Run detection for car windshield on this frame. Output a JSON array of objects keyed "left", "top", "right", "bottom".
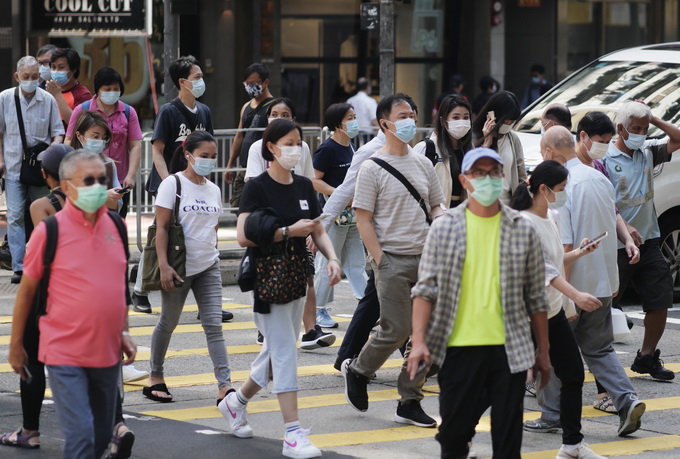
[{"left": 515, "top": 60, "right": 680, "bottom": 138}]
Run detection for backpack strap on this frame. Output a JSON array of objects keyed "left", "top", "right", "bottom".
[
  {"left": 35, "top": 216, "right": 59, "bottom": 320},
  {"left": 84, "top": 99, "right": 130, "bottom": 120},
  {"left": 47, "top": 192, "right": 62, "bottom": 212},
  {"left": 82, "top": 100, "right": 91, "bottom": 110},
  {"left": 423, "top": 138, "right": 439, "bottom": 167},
  {"left": 369, "top": 157, "right": 432, "bottom": 226},
  {"left": 107, "top": 210, "right": 131, "bottom": 306}
]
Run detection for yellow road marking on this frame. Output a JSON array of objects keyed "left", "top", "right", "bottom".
[{"left": 522, "top": 435, "right": 680, "bottom": 458}]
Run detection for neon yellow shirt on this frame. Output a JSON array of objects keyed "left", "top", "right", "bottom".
[{"left": 448, "top": 209, "right": 505, "bottom": 346}]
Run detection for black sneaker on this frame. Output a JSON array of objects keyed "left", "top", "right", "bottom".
[
  {"left": 618, "top": 396, "right": 645, "bottom": 437},
  {"left": 10, "top": 271, "right": 22, "bottom": 284},
  {"left": 394, "top": 400, "right": 436, "bottom": 427},
  {"left": 341, "top": 358, "right": 369, "bottom": 412},
  {"left": 300, "top": 325, "right": 336, "bottom": 350},
  {"left": 197, "top": 310, "right": 234, "bottom": 322},
  {"left": 334, "top": 355, "right": 345, "bottom": 372},
  {"left": 132, "top": 293, "right": 152, "bottom": 313},
  {"left": 631, "top": 349, "right": 675, "bottom": 381},
  {"left": 256, "top": 331, "right": 264, "bottom": 345}
]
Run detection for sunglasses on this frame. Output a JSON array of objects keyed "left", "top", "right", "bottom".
[{"left": 80, "top": 175, "right": 108, "bottom": 186}]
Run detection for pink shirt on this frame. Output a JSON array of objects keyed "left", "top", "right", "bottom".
[
  {"left": 66, "top": 95, "right": 143, "bottom": 182},
  {"left": 23, "top": 201, "right": 128, "bottom": 367}
]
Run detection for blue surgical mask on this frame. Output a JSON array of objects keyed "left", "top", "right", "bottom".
[
  {"left": 469, "top": 176, "right": 503, "bottom": 206},
  {"left": 190, "top": 155, "right": 217, "bottom": 176},
  {"left": 547, "top": 188, "right": 568, "bottom": 209},
  {"left": 622, "top": 127, "right": 646, "bottom": 151},
  {"left": 100, "top": 91, "right": 121, "bottom": 105},
  {"left": 83, "top": 138, "right": 106, "bottom": 155},
  {"left": 69, "top": 183, "right": 108, "bottom": 213},
  {"left": 187, "top": 78, "right": 206, "bottom": 98},
  {"left": 51, "top": 70, "right": 70, "bottom": 86},
  {"left": 39, "top": 65, "right": 51, "bottom": 81},
  {"left": 532, "top": 76, "right": 541, "bottom": 84},
  {"left": 19, "top": 79, "right": 39, "bottom": 94},
  {"left": 343, "top": 120, "right": 360, "bottom": 139},
  {"left": 386, "top": 118, "right": 417, "bottom": 143}
]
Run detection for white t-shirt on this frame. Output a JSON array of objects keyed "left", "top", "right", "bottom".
[
  {"left": 245, "top": 139, "right": 314, "bottom": 180},
  {"left": 347, "top": 91, "right": 378, "bottom": 133},
  {"left": 155, "top": 172, "right": 221, "bottom": 277},
  {"left": 521, "top": 210, "right": 576, "bottom": 319}
]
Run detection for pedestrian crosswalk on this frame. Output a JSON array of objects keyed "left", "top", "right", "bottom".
[{"left": 2, "top": 299, "right": 680, "bottom": 458}]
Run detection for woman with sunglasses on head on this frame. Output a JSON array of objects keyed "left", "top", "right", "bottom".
[
  {"left": 472, "top": 90, "right": 526, "bottom": 204},
  {"left": 511, "top": 160, "right": 605, "bottom": 459},
  {"left": 68, "top": 110, "right": 126, "bottom": 211},
  {"left": 414, "top": 94, "right": 473, "bottom": 208},
  {"left": 229, "top": 119, "right": 341, "bottom": 458},
  {"left": 143, "top": 131, "right": 234, "bottom": 407}
]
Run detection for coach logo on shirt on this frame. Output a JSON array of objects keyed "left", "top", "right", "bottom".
[{"left": 299, "top": 200, "right": 309, "bottom": 210}]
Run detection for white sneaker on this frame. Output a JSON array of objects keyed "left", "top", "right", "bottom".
[
  {"left": 282, "top": 428, "right": 321, "bottom": 458},
  {"left": 218, "top": 392, "right": 253, "bottom": 438},
  {"left": 556, "top": 442, "right": 607, "bottom": 459},
  {"left": 122, "top": 364, "right": 149, "bottom": 383}
]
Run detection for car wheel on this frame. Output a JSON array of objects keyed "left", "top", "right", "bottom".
[{"left": 659, "top": 209, "right": 680, "bottom": 304}]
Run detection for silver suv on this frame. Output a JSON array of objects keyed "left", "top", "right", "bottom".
[{"left": 513, "top": 42, "right": 680, "bottom": 301}]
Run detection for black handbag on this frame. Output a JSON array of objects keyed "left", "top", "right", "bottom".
[{"left": 14, "top": 88, "right": 50, "bottom": 187}]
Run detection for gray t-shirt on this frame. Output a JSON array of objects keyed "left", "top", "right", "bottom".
[{"left": 354, "top": 148, "right": 445, "bottom": 255}]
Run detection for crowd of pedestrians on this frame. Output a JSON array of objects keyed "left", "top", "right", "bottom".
[{"left": 2, "top": 48, "right": 677, "bottom": 459}]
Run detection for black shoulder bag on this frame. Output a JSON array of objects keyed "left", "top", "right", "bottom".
[
  {"left": 14, "top": 88, "right": 50, "bottom": 187},
  {"left": 369, "top": 157, "right": 432, "bottom": 226}
]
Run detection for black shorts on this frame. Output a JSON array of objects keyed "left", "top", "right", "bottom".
[{"left": 614, "top": 238, "right": 673, "bottom": 312}]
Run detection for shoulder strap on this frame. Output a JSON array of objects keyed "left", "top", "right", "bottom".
[
  {"left": 14, "top": 88, "right": 28, "bottom": 155},
  {"left": 107, "top": 210, "right": 131, "bottom": 307},
  {"left": 35, "top": 216, "right": 59, "bottom": 319},
  {"left": 173, "top": 174, "right": 182, "bottom": 225},
  {"left": 369, "top": 157, "right": 432, "bottom": 225},
  {"left": 47, "top": 192, "right": 62, "bottom": 211},
  {"left": 423, "top": 138, "right": 438, "bottom": 167},
  {"left": 124, "top": 103, "right": 130, "bottom": 120},
  {"left": 171, "top": 98, "right": 199, "bottom": 131}
]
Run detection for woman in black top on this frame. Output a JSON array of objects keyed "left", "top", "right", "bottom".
[{"left": 226, "top": 119, "right": 340, "bottom": 458}]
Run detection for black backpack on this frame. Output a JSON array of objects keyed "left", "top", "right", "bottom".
[{"left": 34, "top": 211, "right": 131, "bottom": 321}]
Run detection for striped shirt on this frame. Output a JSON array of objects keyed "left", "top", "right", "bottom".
[
  {"left": 411, "top": 201, "right": 548, "bottom": 373},
  {"left": 0, "top": 87, "right": 64, "bottom": 180}
]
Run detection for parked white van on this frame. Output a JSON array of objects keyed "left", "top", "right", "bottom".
[{"left": 513, "top": 42, "right": 680, "bottom": 301}]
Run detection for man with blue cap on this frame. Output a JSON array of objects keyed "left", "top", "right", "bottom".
[{"left": 408, "top": 147, "right": 551, "bottom": 458}]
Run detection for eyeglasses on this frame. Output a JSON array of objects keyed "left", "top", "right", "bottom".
[
  {"left": 465, "top": 169, "right": 503, "bottom": 179},
  {"left": 38, "top": 59, "right": 51, "bottom": 66},
  {"left": 66, "top": 176, "right": 108, "bottom": 186}
]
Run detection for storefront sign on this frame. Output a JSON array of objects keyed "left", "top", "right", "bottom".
[{"left": 31, "top": 0, "right": 152, "bottom": 36}]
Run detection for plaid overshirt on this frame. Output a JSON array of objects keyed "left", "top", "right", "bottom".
[{"left": 411, "top": 201, "right": 549, "bottom": 373}]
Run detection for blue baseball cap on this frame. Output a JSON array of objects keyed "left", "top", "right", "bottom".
[{"left": 461, "top": 147, "right": 503, "bottom": 173}]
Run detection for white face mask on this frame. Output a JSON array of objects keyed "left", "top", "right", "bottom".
[
  {"left": 274, "top": 145, "right": 302, "bottom": 170},
  {"left": 498, "top": 124, "right": 513, "bottom": 135},
  {"left": 586, "top": 136, "right": 609, "bottom": 160},
  {"left": 446, "top": 119, "right": 471, "bottom": 139}
]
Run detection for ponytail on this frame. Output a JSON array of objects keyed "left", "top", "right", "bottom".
[
  {"left": 510, "top": 159, "right": 569, "bottom": 211},
  {"left": 510, "top": 181, "right": 534, "bottom": 211}
]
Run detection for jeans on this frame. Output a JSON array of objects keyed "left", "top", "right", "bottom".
[
  {"left": 5, "top": 179, "right": 49, "bottom": 271},
  {"left": 437, "top": 346, "right": 526, "bottom": 459},
  {"left": 250, "top": 298, "right": 304, "bottom": 393},
  {"left": 47, "top": 364, "right": 119, "bottom": 459},
  {"left": 150, "top": 262, "right": 231, "bottom": 387},
  {"left": 350, "top": 252, "right": 424, "bottom": 402},
  {"left": 541, "top": 298, "right": 638, "bottom": 420},
  {"left": 535, "top": 310, "right": 584, "bottom": 445},
  {"left": 314, "top": 223, "right": 367, "bottom": 304}
]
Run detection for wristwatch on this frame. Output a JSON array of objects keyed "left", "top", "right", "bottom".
[{"left": 281, "top": 226, "right": 289, "bottom": 239}]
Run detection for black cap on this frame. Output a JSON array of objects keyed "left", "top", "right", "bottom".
[{"left": 38, "top": 144, "right": 74, "bottom": 177}]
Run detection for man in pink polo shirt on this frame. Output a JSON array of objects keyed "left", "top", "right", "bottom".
[{"left": 9, "top": 150, "right": 136, "bottom": 458}]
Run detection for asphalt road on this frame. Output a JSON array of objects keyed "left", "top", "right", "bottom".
[{"left": 0, "top": 269, "right": 679, "bottom": 458}]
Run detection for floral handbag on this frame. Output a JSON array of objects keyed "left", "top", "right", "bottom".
[{"left": 255, "top": 240, "right": 307, "bottom": 304}]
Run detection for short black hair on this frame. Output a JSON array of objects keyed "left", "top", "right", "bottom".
[
  {"left": 479, "top": 76, "right": 496, "bottom": 92},
  {"left": 266, "top": 98, "right": 297, "bottom": 119},
  {"left": 94, "top": 67, "right": 125, "bottom": 96},
  {"left": 51, "top": 48, "right": 81, "bottom": 79},
  {"left": 37, "top": 44, "right": 58, "bottom": 59},
  {"left": 577, "top": 111, "right": 616, "bottom": 138},
  {"left": 169, "top": 131, "right": 216, "bottom": 173},
  {"left": 449, "top": 74, "right": 465, "bottom": 90},
  {"left": 375, "top": 93, "right": 416, "bottom": 132},
  {"left": 169, "top": 55, "right": 200, "bottom": 89},
  {"left": 357, "top": 77, "right": 370, "bottom": 91},
  {"left": 531, "top": 63, "right": 545, "bottom": 74},
  {"left": 244, "top": 63, "right": 269, "bottom": 81},
  {"left": 324, "top": 103, "right": 353, "bottom": 130},
  {"left": 261, "top": 119, "right": 303, "bottom": 162},
  {"left": 544, "top": 105, "right": 572, "bottom": 130}
]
